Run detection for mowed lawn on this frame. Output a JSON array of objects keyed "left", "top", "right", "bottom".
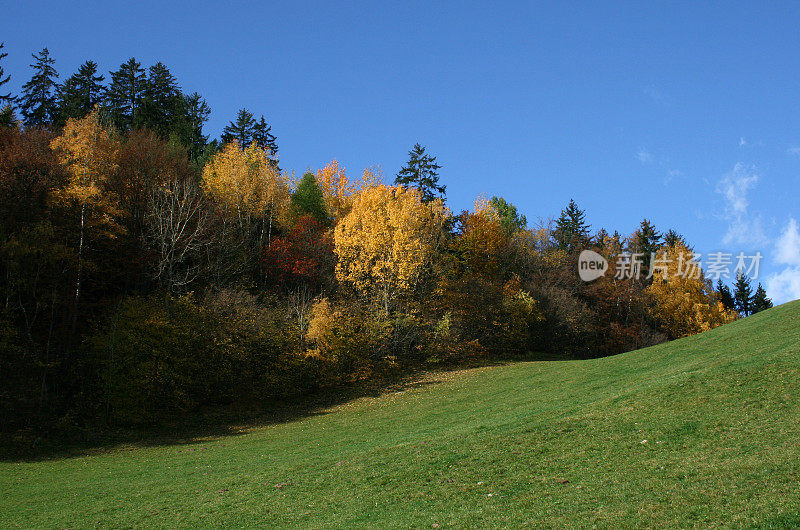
[{"left": 2, "top": 301, "right": 799, "bottom": 528}]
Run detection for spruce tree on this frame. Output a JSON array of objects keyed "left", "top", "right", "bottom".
[
  {"left": 750, "top": 283, "right": 773, "bottom": 314},
  {"left": 57, "top": 60, "right": 105, "bottom": 124},
  {"left": 716, "top": 279, "right": 735, "bottom": 311},
  {"left": 395, "top": 143, "right": 445, "bottom": 203},
  {"left": 633, "top": 219, "right": 661, "bottom": 278},
  {"left": 140, "top": 62, "right": 181, "bottom": 135},
  {"left": 733, "top": 271, "right": 753, "bottom": 316},
  {"left": 104, "top": 58, "right": 146, "bottom": 131},
  {"left": 663, "top": 229, "right": 686, "bottom": 249},
  {"left": 0, "top": 42, "right": 13, "bottom": 104},
  {"left": 19, "top": 48, "right": 59, "bottom": 127},
  {"left": 554, "top": 199, "right": 590, "bottom": 252},
  {"left": 222, "top": 108, "right": 257, "bottom": 146},
  {"left": 253, "top": 115, "right": 279, "bottom": 165},
  {"left": 179, "top": 92, "right": 211, "bottom": 161}
]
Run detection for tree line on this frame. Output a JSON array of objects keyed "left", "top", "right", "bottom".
[{"left": 0, "top": 44, "right": 771, "bottom": 439}]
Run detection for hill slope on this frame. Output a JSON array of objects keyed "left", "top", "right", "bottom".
[{"left": 2, "top": 301, "right": 799, "bottom": 527}]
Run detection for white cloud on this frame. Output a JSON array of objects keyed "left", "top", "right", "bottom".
[
  {"left": 637, "top": 148, "right": 652, "bottom": 164},
  {"left": 739, "top": 137, "right": 747, "bottom": 147},
  {"left": 789, "top": 146, "right": 800, "bottom": 157},
  {"left": 715, "top": 163, "right": 768, "bottom": 245},
  {"left": 775, "top": 218, "right": 800, "bottom": 266},
  {"left": 766, "top": 267, "right": 800, "bottom": 305},
  {"left": 765, "top": 218, "right": 800, "bottom": 305}
]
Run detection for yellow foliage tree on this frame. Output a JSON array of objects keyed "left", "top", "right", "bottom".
[
  {"left": 646, "top": 242, "right": 738, "bottom": 338},
  {"left": 201, "top": 141, "right": 290, "bottom": 242},
  {"left": 334, "top": 185, "right": 448, "bottom": 314},
  {"left": 315, "top": 160, "right": 380, "bottom": 222},
  {"left": 50, "top": 108, "right": 120, "bottom": 315}
]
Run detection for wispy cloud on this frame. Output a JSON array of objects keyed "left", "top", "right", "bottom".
[
  {"left": 766, "top": 218, "right": 800, "bottom": 304},
  {"left": 739, "top": 137, "right": 747, "bottom": 147},
  {"left": 788, "top": 146, "right": 800, "bottom": 157},
  {"left": 715, "top": 163, "right": 768, "bottom": 246},
  {"left": 637, "top": 148, "right": 652, "bottom": 164}
]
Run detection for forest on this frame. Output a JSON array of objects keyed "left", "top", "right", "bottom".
[{"left": 0, "top": 45, "right": 773, "bottom": 438}]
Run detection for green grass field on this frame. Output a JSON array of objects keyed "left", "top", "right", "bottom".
[{"left": 2, "top": 301, "right": 799, "bottom": 528}]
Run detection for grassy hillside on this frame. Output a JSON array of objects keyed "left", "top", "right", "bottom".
[{"left": 2, "top": 301, "right": 799, "bottom": 528}]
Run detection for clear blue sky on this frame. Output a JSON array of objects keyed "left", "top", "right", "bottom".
[{"left": 2, "top": 1, "right": 799, "bottom": 302}]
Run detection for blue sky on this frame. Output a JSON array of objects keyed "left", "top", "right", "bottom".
[{"left": 2, "top": 1, "right": 799, "bottom": 302}]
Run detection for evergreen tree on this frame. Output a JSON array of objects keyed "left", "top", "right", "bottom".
[
  {"left": 179, "top": 92, "right": 211, "bottom": 161},
  {"left": 751, "top": 283, "right": 773, "bottom": 314},
  {"left": 19, "top": 48, "right": 59, "bottom": 127},
  {"left": 716, "top": 279, "right": 735, "bottom": 311},
  {"left": 140, "top": 62, "right": 181, "bottom": 135},
  {"left": 733, "top": 271, "right": 753, "bottom": 316},
  {"left": 633, "top": 219, "right": 661, "bottom": 278},
  {"left": 663, "top": 229, "right": 686, "bottom": 249},
  {"left": 554, "top": 199, "right": 590, "bottom": 252},
  {"left": 222, "top": 108, "right": 256, "bottom": 146},
  {"left": 57, "top": 60, "right": 105, "bottom": 124},
  {"left": 395, "top": 142, "right": 445, "bottom": 203},
  {"left": 104, "top": 58, "right": 146, "bottom": 131},
  {"left": 253, "top": 115, "right": 279, "bottom": 168},
  {"left": 0, "top": 42, "right": 13, "bottom": 104},
  {"left": 290, "top": 172, "right": 329, "bottom": 225}
]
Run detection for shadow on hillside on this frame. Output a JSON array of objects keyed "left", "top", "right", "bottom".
[{"left": 1, "top": 360, "right": 516, "bottom": 463}]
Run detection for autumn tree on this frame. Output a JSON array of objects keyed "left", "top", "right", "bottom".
[
  {"left": 50, "top": 108, "right": 120, "bottom": 327},
  {"left": 315, "top": 160, "right": 380, "bottom": 222},
  {"left": 335, "top": 185, "right": 448, "bottom": 314},
  {"left": 19, "top": 48, "right": 59, "bottom": 127},
  {"left": 646, "top": 241, "right": 737, "bottom": 338},
  {"left": 395, "top": 143, "right": 445, "bottom": 203}
]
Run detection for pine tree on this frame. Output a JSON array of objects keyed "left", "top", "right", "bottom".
[
  {"left": 57, "top": 60, "right": 105, "bottom": 124},
  {"left": 291, "top": 172, "right": 329, "bottom": 225},
  {"left": 488, "top": 196, "right": 526, "bottom": 233},
  {"left": 395, "top": 143, "right": 445, "bottom": 203},
  {"left": 104, "top": 58, "right": 146, "bottom": 131},
  {"left": 253, "top": 115, "right": 279, "bottom": 167},
  {"left": 716, "top": 279, "right": 735, "bottom": 311},
  {"left": 554, "top": 199, "right": 590, "bottom": 252},
  {"left": 733, "top": 271, "right": 753, "bottom": 316},
  {"left": 750, "top": 283, "right": 773, "bottom": 314},
  {"left": 19, "top": 48, "right": 59, "bottom": 127},
  {"left": 0, "top": 42, "right": 13, "bottom": 104}
]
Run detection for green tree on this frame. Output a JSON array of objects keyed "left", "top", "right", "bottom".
[
  {"left": 140, "top": 62, "right": 182, "bottom": 135},
  {"left": 716, "top": 279, "right": 735, "bottom": 311},
  {"left": 633, "top": 219, "right": 661, "bottom": 278},
  {"left": 57, "top": 60, "right": 105, "bottom": 124},
  {"left": 750, "top": 283, "right": 773, "bottom": 313},
  {"left": 488, "top": 196, "right": 527, "bottom": 233},
  {"left": 663, "top": 229, "right": 686, "bottom": 249},
  {"left": 395, "top": 142, "right": 445, "bottom": 203},
  {"left": 19, "top": 48, "right": 59, "bottom": 127},
  {"left": 291, "top": 172, "right": 329, "bottom": 225},
  {"left": 178, "top": 92, "right": 211, "bottom": 161},
  {"left": 0, "top": 42, "right": 13, "bottom": 104},
  {"left": 104, "top": 58, "right": 146, "bottom": 131},
  {"left": 222, "top": 108, "right": 256, "bottom": 146},
  {"left": 554, "top": 199, "right": 590, "bottom": 251},
  {"left": 733, "top": 271, "right": 753, "bottom": 316}
]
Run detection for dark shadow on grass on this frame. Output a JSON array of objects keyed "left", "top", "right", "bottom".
[{"left": 0, "top": 356, "right": 528, "bottom": 463}]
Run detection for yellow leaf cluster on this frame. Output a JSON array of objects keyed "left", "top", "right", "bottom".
[
  {"left": 334, "top": 185, "right": 448, "bottom": 309},
  {"left": 50, "top": 108, "right": 119, "bottom": 205},
  {"left": 647, "top": 242, "right": 738, "bottom": 338},
  {"left": 202, "top": 141, "right": 290, "bottom": 220},
  {"left": 315, "top": 160, "right": 380, "bottom": 221}
]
